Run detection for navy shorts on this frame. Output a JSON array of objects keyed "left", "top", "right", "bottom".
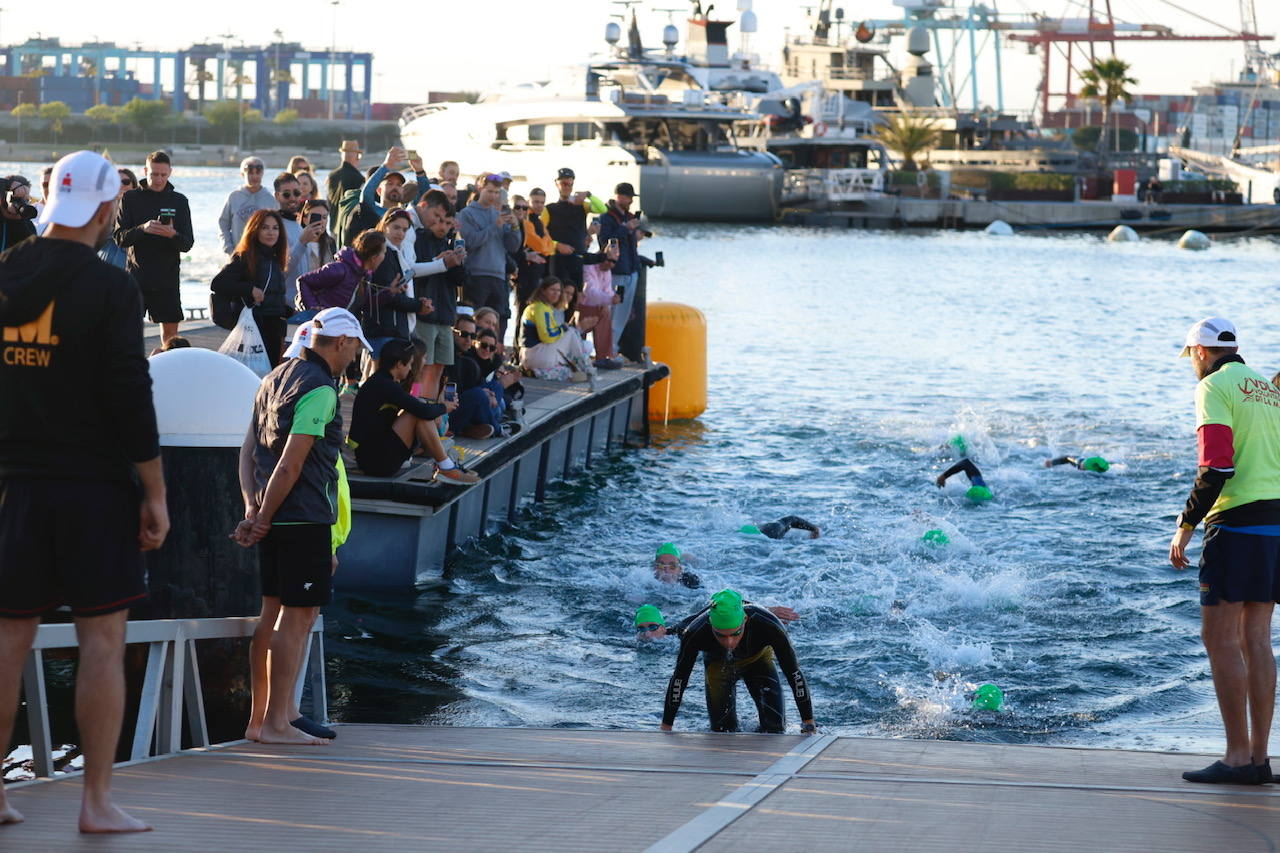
[
  {"left": 258, "top": 523, "right": 333, "bottom": 607},
  {"left": 0, "top": 477, "right": 147, "bottom": 618},
  {"left": 1199, "top": 525, "right": 1280, "bottom": 605}
]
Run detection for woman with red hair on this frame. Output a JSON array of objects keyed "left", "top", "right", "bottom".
[{"left": 211, "top": 209, "right": 291, "bottom": 365}]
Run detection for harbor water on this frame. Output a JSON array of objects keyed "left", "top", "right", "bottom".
[{"left": 19, "top": 161, "right": 1280, "bottom": 751}]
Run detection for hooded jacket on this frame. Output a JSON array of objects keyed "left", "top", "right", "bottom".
[
  {"left": 455, "top": 201, "right": 520, "bottom": 280},
  {"left": 0, "top": 237, "right": 158, "bottom": 480},
  {"left": 113, "top": 181, "right": 195, "bottom": 292},
  {"left": 413, "top": 228, "right": 466, "bottom": 326},
  {"left": 298, "top": 246, "right": 395, "bottom": 317}
]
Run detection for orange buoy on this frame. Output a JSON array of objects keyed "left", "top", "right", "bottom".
[{"left": 646, "top": 302, "right": 707, "bottom": 422}]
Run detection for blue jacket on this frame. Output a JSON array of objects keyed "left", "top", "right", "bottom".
[{"left": 596, "top": 201, "right": 640, "bottom": 276}]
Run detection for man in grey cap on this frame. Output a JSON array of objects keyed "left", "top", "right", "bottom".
[
  {"left": 217, "top": 156, "right": 277, "bottom": 254},
  {"left": 1170, "top": 316, "right": 1280, "bottom": 786}
]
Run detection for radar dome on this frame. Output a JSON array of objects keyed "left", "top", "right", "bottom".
[
  {"left": 605, "top": 22, "right": 622, "bottom": 45},
  {"left": 740, "top": 10, "right": 758, "bottom": 33},
  {"left": 663, "top": 24, "right": 680, "bottom": 48}
]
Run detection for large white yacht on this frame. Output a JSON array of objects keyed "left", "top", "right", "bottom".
[{"left": 399, "top": 16, "right": 783, "bottom": 222}]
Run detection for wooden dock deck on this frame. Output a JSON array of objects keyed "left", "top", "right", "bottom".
[{"left": 6, "top": 725, "right": 1280, "bottom": 851}]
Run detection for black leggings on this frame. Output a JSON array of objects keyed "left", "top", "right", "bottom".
[
  {"left": 253, "top": 313, "right": 287, "bottom": 368},
  {"left": 704, "top": 649, "right": 786, "bottom": 733}
]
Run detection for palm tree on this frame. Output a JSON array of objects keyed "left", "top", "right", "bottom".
[
  {"left": 1079, "top": 57, "right": 1137, "bottom": 154},
  {"left": 875, "top": 111, "right": 942, "bottom": 172}
]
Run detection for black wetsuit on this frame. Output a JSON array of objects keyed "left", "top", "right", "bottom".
[
  {"left": 757, "top": 516, "right": 819, "bottom": 539},
  {"left": 662, "top": 604, "right": 812, "bottom": 733},
  {"left": 938, "top": 458, "right": 988, "bottom": 489},
  {"left": 1047, "top": 456, "right": 1090, "bottom": 470}
]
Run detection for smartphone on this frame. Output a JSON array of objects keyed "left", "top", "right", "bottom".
[
  {"left": 453, "top": 236, "right": 466, "bottom": 252},
  {"left": 655, "top": 250, "right": 665, "bottom": 267},
  {"left": 308, "top": 212, "right": 323, "bottom": 226},
  {"left": 407, "top": 149, "right": 418, "bottom": 160},
  {"left": 159, "top": 213, "right": 173, "bottom": 226},
  {"left": 607, "top": 238, "right": 619, "bottom": 251},
  {"left": 444, "top": 382, "right": 458, "bottom": 402}
]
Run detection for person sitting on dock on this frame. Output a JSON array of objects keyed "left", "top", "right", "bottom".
[
  {"left": 660, "top": 589, "right": 817, "bottom": 734},
  {"left": 519, "top": 276, "right": 597, "bottom": 382},
  {"left": 444, "top": 316, "right": 508, "bottom": 439},
  {"left": 348, "top": 338, "right": 478, "bottom": 485},
  {"left": 1044, "top": 455, "right": 1111, "bottom": 473},
  {"left": 740, "top": 516, "right": 821, "bottom": 539},
  {"left": 936, "top": 458, "right": 994, "bottom": 503},
  {"left": 234, "top": 307, "right": 369, "bottom": 746}
]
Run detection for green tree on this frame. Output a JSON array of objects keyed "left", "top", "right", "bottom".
[
  {"left": 11, "top": 102, "right": 36, "bottom": 144},
  {"left": 118, "top": 97, "right": 172, "bottom": 141},
  {"left": 204, "top": 100, "right": 262, "bottom": 144},
  {"left": 273, "top": 108, "right": 299, "bottom": 126},
  {"left": 1071, "top": 125, "right": 1138, "bottom": 152},
  {"left": 38, "top": 101, "right": 71, "bottom": 143},
  {"left": 86, "top": 102, "right": 121, "bottom": 143},
  {"left": 875, "top": 111, "right": 942, "bottom": 171},
  {"left": 1078, "top": 57, "right": 1138, "bottom": 155}
]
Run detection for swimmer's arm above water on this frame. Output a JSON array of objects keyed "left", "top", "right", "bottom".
[
  {"left": 1044, "top": 456, "right": 1080, "bottom": 468},
  {"left": 936, "top": 458, "right": 983, "bottom": 488}
]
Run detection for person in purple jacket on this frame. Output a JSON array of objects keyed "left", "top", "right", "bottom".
[{"left": 298, "top": 229, "right": 393, "bottom": 316}]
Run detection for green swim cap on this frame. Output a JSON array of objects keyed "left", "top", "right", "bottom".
[
  {"left": 655, "top": 542, "right": 682, "bottom": 559},
  {"left": 634, "top": 604, "right": 665, "bottom": 628},
  {"left": 973, "top": 683, "right": 1004, "bottom": 711},
  {"left": 949, "top": 434, "right": 969, "bottom": 457},
  {"left": 965, "top": 485, "right": 994, "bottom": 503},
  {"left": 709, "top": 589, "right": 745, "bottom": 631},
  {"left": 922, "top": 529, "right": 950, "bottom": 547},
  {"left": 739, "top": 524, "right": 763, "bottom": 536},
  {"left": 1082, "top": 456, "right": 1110, "bottom": 473}
]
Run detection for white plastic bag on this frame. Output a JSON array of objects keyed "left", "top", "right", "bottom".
[{"left": 218, "top": 306, "right": 272, "bottom": 377}]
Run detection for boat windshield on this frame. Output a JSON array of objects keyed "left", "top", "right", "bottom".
[
  {"left": 616, "top": 117, "right": 739, "bottom": 154},
  {"left": 770, "top": 144, "right": 886, "bottom": 170}
]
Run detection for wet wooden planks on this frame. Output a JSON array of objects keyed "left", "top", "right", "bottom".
[{"left": 6, "top": 726, "right": 1279, "bottom": 852}]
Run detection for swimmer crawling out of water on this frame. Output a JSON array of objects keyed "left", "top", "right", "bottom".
[
  {"left": 936, "top": 458, "right": 994, "bottom": 503},
  {"left": 659, "top": 590, "right": 816, "bottom": 734},
  {"left": 634, "top": 599, "right": 800, "bottom": 641}
]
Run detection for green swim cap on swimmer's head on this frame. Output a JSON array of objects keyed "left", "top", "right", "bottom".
[
  {"left": 634, "top": 604, "right": 666, "bottom": 628},
  {"left": 656, "top": 542, "right": 682, "bottom": 560},
  {"left": 973, "top": 683, "right": 1004, "bottom": 711},
  {"left": 1082, "top": 456, "right": 1110, "bottom": 473},
  {"left": 709, "top": 589, "right": 746, "bottom": 631},
  {"left": 949, "top": 434, "right": 969, "bottom": 457},
  {"left": 739, "top": 524, "right": 763, "bottom": 536},
  {"left": 922, "top": 529, "right": 950, "bottom": 547},
  {"left": 966, "top": 485, "right": 994, "bottom": 503}
]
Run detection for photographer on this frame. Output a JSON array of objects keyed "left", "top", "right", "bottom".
[
  {"left": 0, "top": 174, "right": 38, "bottom": 251},
  {"left": 114, "top": 151, "right": 194, "bottom": 343},
  {"left": 597, "top": 182, "right": 643, "bottom": 346}
]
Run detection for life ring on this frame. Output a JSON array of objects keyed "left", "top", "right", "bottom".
[{"left": 813, "top": 121, "right": 828, "bottom": 137}]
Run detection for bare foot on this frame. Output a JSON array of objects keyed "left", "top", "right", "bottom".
[
  {"left": 79, "top": 802, "right": 152, "bottom": 834},
  {"left": 256, "top": 724, "right": 328, "bottom": 745},
  {"left": 0, "top": 801, "right": 24, "bottom": 825},
  {"left": 244, "top": 725, "right": 261, "bottom": 742}
]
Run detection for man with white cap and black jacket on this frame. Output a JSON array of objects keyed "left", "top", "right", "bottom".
[
  {"left": 1171, "top": 316, "right": 1280, "bottom": 786},
  {"left": 0, "top": 150, "right": 169, "bottom": 833}
]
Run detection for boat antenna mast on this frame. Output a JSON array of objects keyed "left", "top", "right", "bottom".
[{"left": 656, "top": 6, "right": 686, "bottom": 58}]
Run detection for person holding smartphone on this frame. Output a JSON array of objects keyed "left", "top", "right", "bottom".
[
  {"left": 113, "top": 150, "right": 194, "bottom": 343},
  {"left": 596, "top": 182, "right": 643, "bottom": 350}
]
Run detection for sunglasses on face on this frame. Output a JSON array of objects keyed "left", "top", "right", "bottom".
[
  {"left": 280, "top": 190, "right": 302, "bottom": 198},
  {"left": 454, "top": 330, "right": 474, "bottom": 338},
  {"left": 654, "top": 560, "right": 681, "bottom": 570},
  {"left": 513, "top": 205, "right": 529, "bottom": 211},
  {"left": 477, "top": 343, "right": 496, "bottom": 352},
  {"left": 121, "top": 179, "right": 134, "bottom": 187}
]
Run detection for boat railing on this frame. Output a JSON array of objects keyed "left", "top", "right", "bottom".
[
  {"left": 783, "top": 167, "right": 885, "bottom": 203},
  {"left": 400, "top": 103, "right": 450, "bottom": 125},
  {"left": 17, "top": 616, "right": 326, "bottom": 778}
]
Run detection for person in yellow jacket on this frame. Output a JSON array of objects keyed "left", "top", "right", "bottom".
[{"left": 519, "top": 277, "right": 596, "bottom": 381}]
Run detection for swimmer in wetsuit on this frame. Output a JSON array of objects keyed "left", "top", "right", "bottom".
[
  {"left": 652, "top": 542, "right": 703, "bottom": 588},
  {"left": 660, "top": 589, "right": 816, "bottom": 734},
  {"left": 936, "top": 458, "right": 994, "bottom": 503},
  {"left": 635, "top": 600, "right": 800, "bottom": 641},
  {"left": 740, "top": 516, "right": 821, "bottom": 540},
  {"left": 1044, "top": 455, "right": 1110, "bottom": 473}
]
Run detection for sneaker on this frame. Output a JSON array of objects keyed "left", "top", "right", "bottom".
[
  {"left": 461, "top": 423, "right": 495, "bottom": 439},
  {"left": 1182, "top": 760, "right": 1257, "bottom": 784},
  {"left": 1256, "top": 759, "right": 1273, "bottom": 783},
  {"left": 500, "top": 422, "right": 522, "bottom": 438},
  {"left": 434, "top": 466, "right": 479, "bottom": 486},
  {"left": 593, "top": 357, "right": 624, "bottom": 370},
  {"left": 290, "top": 715, "right": 336, "bottom": 739}
]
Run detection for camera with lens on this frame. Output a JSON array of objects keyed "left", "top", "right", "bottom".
[{"left": 0, "top": 176, "right": 37, "bottom": 220}]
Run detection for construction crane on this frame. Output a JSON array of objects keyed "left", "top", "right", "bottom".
[{"left": 1007, "top": 1, "right": 1271, "bottom": 121}]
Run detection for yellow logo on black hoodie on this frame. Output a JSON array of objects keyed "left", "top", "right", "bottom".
[{"left": 2, "top": 300, "right": 58, "bottom": 366}]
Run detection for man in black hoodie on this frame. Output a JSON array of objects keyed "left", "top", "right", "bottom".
[
  {"left": 412, "top": 190, "right": 466, "bottom": 398},
  {"left": 0, "top": 150, "right": 168, "bottom": 834},
  {"left": 113, "top": 151, "right": 194, "bottom": 343}
]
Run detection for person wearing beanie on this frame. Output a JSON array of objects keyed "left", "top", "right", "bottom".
[{"left": 659, "top": 589, "right": 816, "bottom": 734}]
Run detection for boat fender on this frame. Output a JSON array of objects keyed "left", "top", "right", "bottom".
[
  {"left": 1107, "top": 225, "right": 1140, "bottom": 243},
  {"left": 1177, "top": 229, "right": 1211, "bottom": 251},
  {"left": 813, "top": 121, "right": 828, "bottom": 137}
]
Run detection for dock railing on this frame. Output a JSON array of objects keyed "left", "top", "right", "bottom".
[{"left": 18, "top": 616, "right": 326, "bottom": 778}]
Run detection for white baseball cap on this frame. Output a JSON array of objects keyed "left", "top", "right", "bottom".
[
  {"left": 1180, "top": 316, "right": 1239, "bottom": 357},
  {"left": 282, "top": 307, "right": 372, "bottom": 360},
  {"left": 37, "top": 151, "right": 120, "bottom": 229}
]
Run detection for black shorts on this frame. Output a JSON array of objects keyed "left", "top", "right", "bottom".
[
  {"left": 354, "top": 429, "right": 411, "bottom": 478},
  {"left": 140, "top": 282, "right": 183, "bottom": 324},
  {"left": 1199, "top": 525, "right": 1280, "bottom": 605},
  {"left": 0, "top": 477, "right": 147, "bottom": 618},
  {"left": 258, "top": 523, "right": 333, "bottom": 607}
]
